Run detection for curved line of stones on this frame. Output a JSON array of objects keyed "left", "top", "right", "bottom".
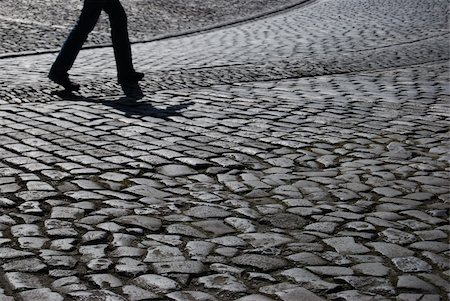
[{"left": 0, "top": 0, "right": 317, "bottom": 60}]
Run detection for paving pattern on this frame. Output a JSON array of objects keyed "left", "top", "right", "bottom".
[
  {"left": 0, "top": 0, "right": 304, "bottom": 55},
  {"left": 0, "top": 0, "right": 449, "bottom": 300}
]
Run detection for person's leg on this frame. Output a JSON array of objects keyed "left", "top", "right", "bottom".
[
  {"left": 103, "top": 0, "right": 143, "bottom": 98},
  {"left": 103, "top": 0, "right": 143, "bottom": 83},
  {"left": 49, "top": 0, "right": 104, "bottom": 87}
]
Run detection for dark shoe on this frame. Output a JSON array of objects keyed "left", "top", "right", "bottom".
[
  {"left": 119, "top": 71, "right": 144, "bottom": 84},
  {"left": 120, "top": 81, "right": 144, "bottom": 99},
  {"left": 48, "top": 73, "right": 80, "bottom": 91}
]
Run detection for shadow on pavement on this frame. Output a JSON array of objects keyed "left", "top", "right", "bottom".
[
  {"left": 107, "top": 98, "right": 194, "bottom": 120},
  {"left": 53, "top": 90, "right": 194, "bottom": 119}
]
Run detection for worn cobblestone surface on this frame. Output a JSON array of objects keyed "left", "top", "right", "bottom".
[
  {"left": 0, "top": 0, "right": 304, "bottom": 55},
  {"left": 0, "top": 0, "right": 449, "bottom": 300}
]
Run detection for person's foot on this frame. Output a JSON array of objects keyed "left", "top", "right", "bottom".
[
  {"left": 48, "top": 73, "right": 80, "bottom": 91},
  {"left": 119, "top": 71, "right": 144, "bottom": 83},
  {"left": 120, "top": 81, "right": 144, "bottom": 99}
]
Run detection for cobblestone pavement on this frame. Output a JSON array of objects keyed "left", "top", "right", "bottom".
[
  {"left": 0, "top": 0, "right": 449, "bottom": 300},
  {"left": 0, "top": 0, "right": 303, "bottom": 55}
]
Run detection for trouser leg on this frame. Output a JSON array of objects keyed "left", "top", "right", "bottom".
[
  {"left": 104, "top": 0, "right": 135, "bottom": 82},
  {"left": 50, "top": 0, "right": 103, "bottom": 76}
]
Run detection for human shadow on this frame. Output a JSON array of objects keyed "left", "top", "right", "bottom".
[{"left": 53, "top": 90, "right": 193, "bottom": 119}]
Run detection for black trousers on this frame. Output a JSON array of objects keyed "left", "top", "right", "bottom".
[{"left": 50, "top": 0, "right": 135, "bottom": 82}]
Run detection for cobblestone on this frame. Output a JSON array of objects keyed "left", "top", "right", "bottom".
[
  {"left": 0, "top": 0, "right": 449, "bottom": 300},
  {"left": 0, "top": 0, "right": 305, "bottom": 55}
]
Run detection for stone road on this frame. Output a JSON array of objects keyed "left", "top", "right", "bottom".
[
  {"left": 0, "top": 0, "right": 449, "bottom": 300},
  {"left": 0, "top": 0, "right": 304, "bottom": 55}
]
